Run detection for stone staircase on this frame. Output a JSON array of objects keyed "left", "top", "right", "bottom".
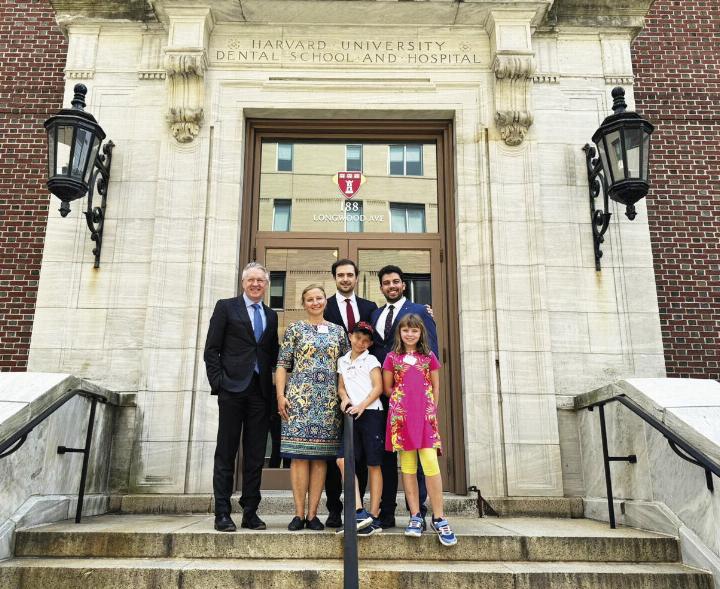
[{"left": 0, "top": 495, "right": 713, "bottom": 588}]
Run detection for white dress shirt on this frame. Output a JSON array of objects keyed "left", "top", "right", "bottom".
[
  {"left": 335, "top": 292, "right": 360, "bottom": 331},
  {"left": 375, "top": 296, "right": 406, "bottom": 340}
]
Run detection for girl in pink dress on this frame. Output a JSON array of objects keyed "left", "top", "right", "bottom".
[{"left": 382, "top": 313, "right": 457, "bottom": 547}]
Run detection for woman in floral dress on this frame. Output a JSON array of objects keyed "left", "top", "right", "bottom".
[{"left": 276, "top": 284, "right": 349, "bottom": 531}]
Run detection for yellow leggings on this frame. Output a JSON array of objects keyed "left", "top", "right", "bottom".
[{"left": 398, "top": 449, "right": 441, "bottom": 477}]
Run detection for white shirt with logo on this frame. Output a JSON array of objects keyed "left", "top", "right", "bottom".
[{"left": 337, "top": 350, "right": 382, "bottom": 410}]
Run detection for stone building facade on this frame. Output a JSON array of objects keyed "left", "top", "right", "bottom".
[{"left": 0, "top": 0, "right": 717, "bottom": 498}]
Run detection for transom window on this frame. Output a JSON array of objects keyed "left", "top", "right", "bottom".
[{"left": 257, "top": 140, "right": 437, "bottom": 233}]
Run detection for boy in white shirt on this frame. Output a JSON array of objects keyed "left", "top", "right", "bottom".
[{"left": 336, "top": 321, "right": 384, "bottom": 535}]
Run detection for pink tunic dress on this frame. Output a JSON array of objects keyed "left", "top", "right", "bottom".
[{"left": 382, "top": 351, "right": 442, "bottom": 453}]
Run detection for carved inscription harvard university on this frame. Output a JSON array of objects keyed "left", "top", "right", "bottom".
[{"left": 212, "top": 36, "right": 486, "bottom": 66}]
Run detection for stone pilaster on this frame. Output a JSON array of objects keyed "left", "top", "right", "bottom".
[
  {"left": 65, "top": 25, "right": 99, "bottom": 80},
  {"left": 163, "top": 7, "right": 214, "bottom": 143},
  {"left": 486, "top": 11, "right": 536, "bottom": 146}
]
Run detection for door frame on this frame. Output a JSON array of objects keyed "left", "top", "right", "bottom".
[{"left": 240, "top": 118, "right": 466, "bottom": 494}]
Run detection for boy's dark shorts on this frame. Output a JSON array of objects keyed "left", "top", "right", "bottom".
[{"left": 337, "top": 409, "right": 386, "bottom": 466}]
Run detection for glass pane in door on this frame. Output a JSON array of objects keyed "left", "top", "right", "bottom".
[
  {"left": 260, "top": 246, "right": 339, "bottom": 479},
  {"left": 257, "top": 140, "right": 438, "bottom": 234},
  {"left": 264, "top": 247, "right": 339, "bottom": 336},
  {"left": 356, "top": 249, "right": 432, "bottom": 308}
]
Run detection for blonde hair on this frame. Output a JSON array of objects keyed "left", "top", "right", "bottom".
[
  {"left": 300, "top": 283, "right": 326, "bottom": 304},
  {"left": 392, "top": 313, "right": 431, "bottom": 356}
]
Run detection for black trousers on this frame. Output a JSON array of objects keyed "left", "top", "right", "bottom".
[
  {"left": 213, "top": 376, "right": 269, "bottom": 516},
  {"left": 325, "top": 457, "right": 369, "bottom": 515}
]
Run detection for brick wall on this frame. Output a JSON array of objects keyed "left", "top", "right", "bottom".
[
  {"left": 632, "top": 0, "right": 720, "bottom": 379},
  {"left": 0, "top": 1, "right": 66, "bottom": 369}
]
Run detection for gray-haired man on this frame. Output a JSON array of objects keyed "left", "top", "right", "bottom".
[{"left": 204, "top": 262, "right": 279, "bottom": 531}]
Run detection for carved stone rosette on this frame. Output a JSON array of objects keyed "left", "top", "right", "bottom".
[
  {"left": 164, "top": 50, "right": 207, "bottom": 143},
  {"left": 493, "top": 53, "right": 535, "bottom": 146}
]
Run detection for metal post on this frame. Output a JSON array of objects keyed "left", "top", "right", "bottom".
[
  {"left": 75, "top": 397, "right": 98, "bottom": 523},
  {"left": 343, "top": 413, "right": 359, "bottom": 589},
  {"left": 598, "top": 403, "right": 616, "bottom": 529}
]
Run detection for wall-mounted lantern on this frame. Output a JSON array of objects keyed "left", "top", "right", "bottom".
[
  {"left": 44, "top": 83, "right": 114, "bottom": 268},
  {"left": 583, "top": 87, "right": 655, "bottom": 270}
]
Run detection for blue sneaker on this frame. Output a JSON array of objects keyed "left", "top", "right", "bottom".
[
  {"left": 355, "top": 508, "right": 373, "bottom": 530},
  {"left": 431, "top": 517, "right": 458, "bottom": 546},
  {"left": 404, "top": 514, "right": 424, "bottom": 537},
  {"left": 358, "top": 518, "right": 383, "bottom": 536}
]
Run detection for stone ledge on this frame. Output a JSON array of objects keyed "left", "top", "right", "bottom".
[
  {"left": 575, "top": 378, "right": 720, "bottom": 466},
  {"left": 108, "top": 493, "right": 583, "bottom": 518},
  {"left": 0, "top": 373, "right": 119, "bottom": 449},
  {"left": 15, "top": 514, "right": 679, "bottom": 563},
  {"left": 0, "top": 557, "right": 710, "bottom": 589}
]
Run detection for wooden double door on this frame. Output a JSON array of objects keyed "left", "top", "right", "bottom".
[{"left": 236, "top": 119, "right": 465, "bottom": 493}]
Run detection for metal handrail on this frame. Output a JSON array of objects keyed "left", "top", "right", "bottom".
[
  {"left": 342, "top": 412, "right": 359, "bottom": 589},
  {"left": 0, "top": 388, "right": 108, "bottom": 523},
  {"left": 586, "top": 393, "right": 720, "bottom": 528}
]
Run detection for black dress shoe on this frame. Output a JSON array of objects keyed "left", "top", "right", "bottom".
[
  {"left": 214, "top": 513, "right": 237, "bottom": 532},
  {"left": 241, "top": 512, "right": 267, "bottom": 530},
  {"left": 288, "top": 516, "right": 305, "bottom": 531},
  {"left": 325, "top": 511, "right": 342, "bottom": 528},
  {"left": 305, "top": 516, "right": 325, "bottom": 531}
]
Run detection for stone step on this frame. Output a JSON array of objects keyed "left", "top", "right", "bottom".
[
  {"left": 14, "top": 515, "right": 679, "bottom": 563},
  {"left": 0, "top": 558, "right": 711, "bottom": 589},
  {"left": 109, "top": 492, "right": 584, "bottom": 518}
]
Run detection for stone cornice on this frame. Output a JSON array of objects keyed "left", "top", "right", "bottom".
[
  {"left": 50, "top": 0, "right": 655, "bottom": 31},
  {"left": 550, "top": 0, "right": 654, "bottom": 34}
]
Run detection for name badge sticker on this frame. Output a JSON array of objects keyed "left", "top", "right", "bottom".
[
  {"left": 317, "top": 324, "right": 329, "bottom": 333},
  {"left": 403, "top": 354, "right": 417, "bottom": 365}
]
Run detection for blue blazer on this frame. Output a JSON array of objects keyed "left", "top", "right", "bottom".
[{"left": 370, "top": 299, "right": 439, "bottom": 365}]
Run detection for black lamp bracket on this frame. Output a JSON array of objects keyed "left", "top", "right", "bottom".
[
  {"left": 583, "top": 143, "right": 611, "bottom": 271},
  {"left": 82, "top": 141, "right": 114, "bottom": 268}
]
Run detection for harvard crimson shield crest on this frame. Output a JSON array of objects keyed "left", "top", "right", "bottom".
[{"left": 334, "top": 171, "right": 366, "bottom": 199}]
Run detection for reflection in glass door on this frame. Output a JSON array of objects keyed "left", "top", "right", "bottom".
[
  {"left": 255, "top": 241, "right": 344, "bottom": 489},
  {"left": 240, "top": 120, "right": 464, "bottom": 493},
  {"left": 353, "top": 244, "right": 451, "bottom": 485}
]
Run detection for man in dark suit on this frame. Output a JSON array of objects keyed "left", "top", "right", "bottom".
[
  {"left": 322, "top": 258, "right": 378, "bottom": 528},
  {"left": 204, "top": 262, "right": 279, "bottom": 532},
  {"left": 370, "top": 264, "right": 439, "bottom": 529}
]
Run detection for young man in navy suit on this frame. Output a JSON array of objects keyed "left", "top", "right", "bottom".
[
  {"left": 322, "top": 258, "right": 378, "bottom": 528},
  {"left": 204, "top": 262, "right": 279, "bottom": 532},
  {"left": 371, "top": 264, "right": 439, "bottom": 529}
]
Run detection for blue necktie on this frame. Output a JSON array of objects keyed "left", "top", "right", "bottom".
[
  {"left": 252, "top": 303, "right": 264, "bottom": 341},
  {"left": 252, "top": 303, "right": 263, "bottom": 373}
]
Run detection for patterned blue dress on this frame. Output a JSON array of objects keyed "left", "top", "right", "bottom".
[{"left": 278, "top": 320, "right": 349, "bottom": 459}]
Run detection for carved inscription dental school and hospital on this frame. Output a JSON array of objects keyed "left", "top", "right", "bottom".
[{"left": 214, "top": 37, "right": 485, "bottom": 66}]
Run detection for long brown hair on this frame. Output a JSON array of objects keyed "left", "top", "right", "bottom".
[{"left": 392, "top": 313, "right": 431, "bottom": 356}]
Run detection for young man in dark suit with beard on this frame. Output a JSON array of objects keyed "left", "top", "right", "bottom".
[
  {"left": 322, "top": 258, "right": 378, "bottom": 528},
  {"left": 204, "top": 262, "right": 279, "bottom": 532}
]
